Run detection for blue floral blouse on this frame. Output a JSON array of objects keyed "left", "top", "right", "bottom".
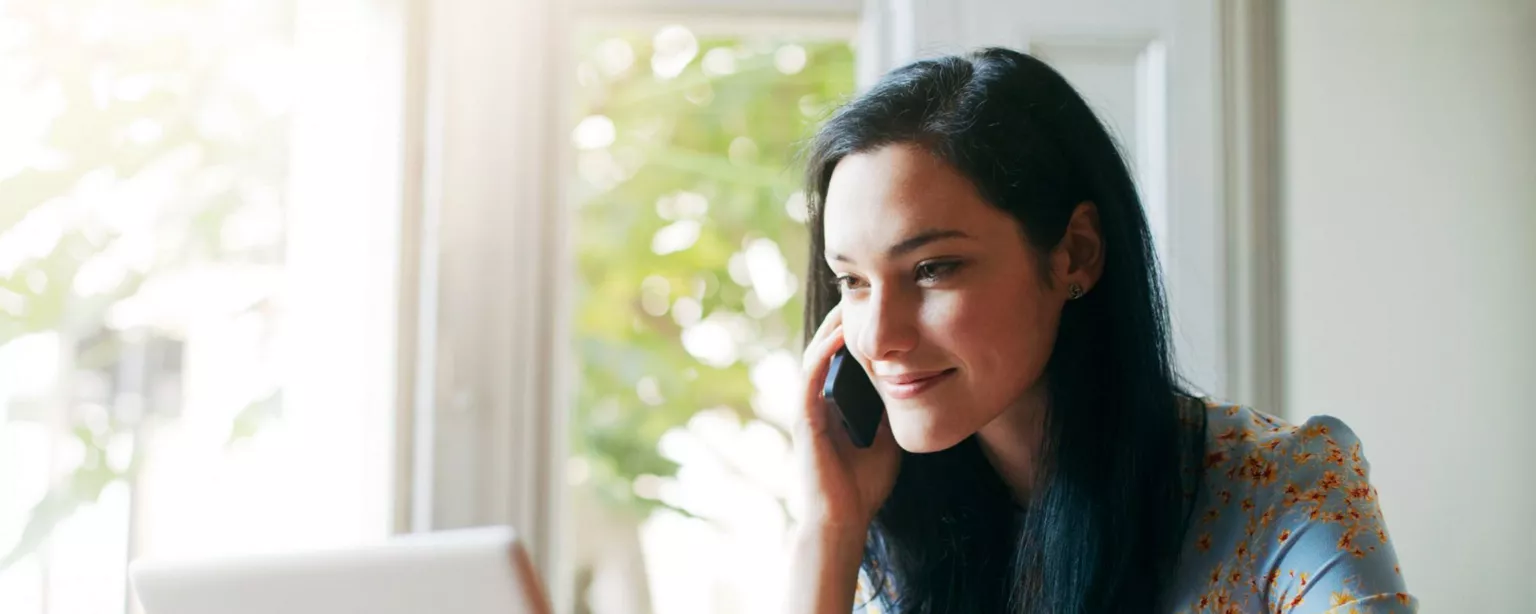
[{"left": 854, "top": 400, "right": 1417, "bottom": 613}]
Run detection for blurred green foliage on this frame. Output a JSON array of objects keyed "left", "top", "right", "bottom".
[{"left": 567, "top": 31, "right": 854, "bottom": 517}]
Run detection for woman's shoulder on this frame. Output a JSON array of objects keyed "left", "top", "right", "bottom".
[
  {"left": 1200, "top": 400, "right": 1388, "bottom": 535},
  {"left": 1184, "top": 399, "right": 1392, "bottom": 547},
  {"left": 1176, "top": 399, "right": 1416, "bottom": 611},
  {"left": 1193, "top": 399, "right": 1374, "bottom": 502}
]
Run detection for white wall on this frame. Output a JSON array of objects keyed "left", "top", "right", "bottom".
[{"left": 1281, "top": 1, "right": 1536, "bottom": 609}]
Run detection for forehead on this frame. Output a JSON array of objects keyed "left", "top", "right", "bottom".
[{"left": 822, "top": 143, "right": 1013, "bottom": 255}]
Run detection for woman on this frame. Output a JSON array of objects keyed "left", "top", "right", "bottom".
[{"left": 786, "top": 48, "right": 1415, "bottom": 613}]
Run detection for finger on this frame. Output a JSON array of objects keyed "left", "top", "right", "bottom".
[
  {"left": 798, "top": 324, "right": 846, "bottom": 433},
  {"left": 801, "top": 303, "right": 844, "bottom": 367},
  {"left": 801, "top": 321, "right": 844, "bottom": 395}
]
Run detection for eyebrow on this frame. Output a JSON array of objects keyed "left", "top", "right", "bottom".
[{"left": 829, "top": 228, "right": 975, "bottom": 263}]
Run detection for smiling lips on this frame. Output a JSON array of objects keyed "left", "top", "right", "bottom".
[{"left": 876, "top": 368, "right": 957, "bottom": 399}]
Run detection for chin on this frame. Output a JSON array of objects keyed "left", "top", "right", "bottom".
[{"left": 888, "top": 407, "right": 973, "bottom": 453}]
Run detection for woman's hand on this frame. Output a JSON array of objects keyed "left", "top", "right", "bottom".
[
  {"left": 791, "top": 304, "right": 901, "bottom": 533},
  {"left": 783, "top": 304, "right": 902, "bottom": 614}
]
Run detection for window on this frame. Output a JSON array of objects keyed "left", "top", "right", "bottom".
[
  {"left": 0, "top": 1, "right": 404, "bottom": 612},
  {"left": 565, "top": 23, "right": 855, "bottom": 614}
]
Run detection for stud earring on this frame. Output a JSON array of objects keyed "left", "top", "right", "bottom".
[{"left": 1068, "top": 283, "right": 1085, "bottom": 300}]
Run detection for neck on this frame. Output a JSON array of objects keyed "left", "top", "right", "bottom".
[{"left": 975, "top": 383, "right": 1049, "bottom": 505}]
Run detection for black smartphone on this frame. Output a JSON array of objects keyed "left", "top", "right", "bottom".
[{"left": 822, "top": 347, "right": 886, "bottom": 448}]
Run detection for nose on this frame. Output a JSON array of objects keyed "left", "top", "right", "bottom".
[{"left": 853, "top": 284, "right": 919, "bottom": 361}]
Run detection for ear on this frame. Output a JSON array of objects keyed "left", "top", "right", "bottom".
[{"left": 1050, "top": 201, "right": 1105, "bottom": 297}]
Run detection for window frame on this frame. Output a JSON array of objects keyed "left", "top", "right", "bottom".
[{"left": 393, "top": 3, "right": 861, "bottom": 613}]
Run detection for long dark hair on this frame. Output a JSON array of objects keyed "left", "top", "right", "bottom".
[{"left": 801, "top": 48, "right": 1201, "bottom": 613}]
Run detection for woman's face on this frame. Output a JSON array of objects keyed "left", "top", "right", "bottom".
[{"left": 822, "top": 143, "right": 1067, "bottom": 453}]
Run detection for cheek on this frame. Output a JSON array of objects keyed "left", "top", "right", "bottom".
[
  {"left": 883, "top": 284, "right": 1059, "bottom": 453},
  {"left": 933, "top": 281, "right": 1058, "bottom": 394}
]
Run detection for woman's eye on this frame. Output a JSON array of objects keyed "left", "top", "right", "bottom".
[
  {"left": 835, "top": 275, "right": 866, "bottom": 293},
  {"left": 915, "top": 260, "right": 962, "bottom": 283}
]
